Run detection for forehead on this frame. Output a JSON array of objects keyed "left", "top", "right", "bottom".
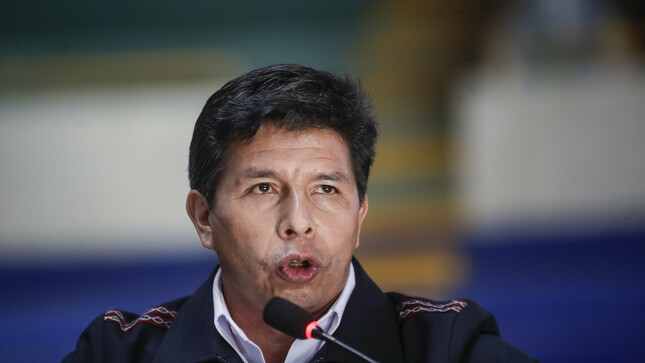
[
  {"left": 218, "top": 125, "right": 355, "bottom": 186},
  {"left": 233, "top": 125, "right": 348, "bottom": 159}
]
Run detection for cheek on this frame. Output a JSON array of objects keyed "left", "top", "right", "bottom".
[
  {"left": 215, "top": 203, "right": 265, "bottom": 244},
  {"left": 212, "top": 209, "right": 276, "bottom": 271},
  {"left": 321, "top": 214, "right": 360, "bottom": 257}
]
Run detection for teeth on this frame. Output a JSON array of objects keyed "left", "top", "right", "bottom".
[{"left": 288, "top": 260, "right": 308, "bottom": 268}]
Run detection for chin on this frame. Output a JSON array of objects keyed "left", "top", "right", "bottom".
[{"left": 276, "top": 290, "right": 319, "bottom": 311}]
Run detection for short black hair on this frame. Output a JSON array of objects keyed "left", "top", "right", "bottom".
[{"left": 188, "top": 64, "right": 377, "bottom": 208}]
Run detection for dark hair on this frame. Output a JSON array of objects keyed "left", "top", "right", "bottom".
[{"left": 188, "top": 64, "right": 377, "bottom": 208}]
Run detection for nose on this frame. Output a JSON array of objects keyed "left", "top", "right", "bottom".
[{"left": 278, "top": 191, "right": 314, "bottom": 240}]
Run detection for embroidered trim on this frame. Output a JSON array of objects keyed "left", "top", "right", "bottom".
[
  {"left": 399, "top": 299, "right": 467, "bottom": 318},
  {"left": 104, "top": 306, "right": 177, "bottom": 332}
]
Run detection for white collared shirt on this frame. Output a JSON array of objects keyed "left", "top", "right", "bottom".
[{"left": 212, "top": 264, "right": 356, "bottom": 363}]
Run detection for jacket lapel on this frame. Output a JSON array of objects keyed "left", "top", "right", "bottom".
[
  {"left": 322, "top": 258, "right": 404, "bottom": 362},
  {"left": 153, "top": 267, "right": 243, "bottom": 363}
]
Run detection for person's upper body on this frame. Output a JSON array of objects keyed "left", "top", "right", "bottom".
[
  {"left": 64, "top": 64, "right": 538, "bottom": 362},
  {"left": 64, "top": 259, "right": 536, "bottom": 363}
]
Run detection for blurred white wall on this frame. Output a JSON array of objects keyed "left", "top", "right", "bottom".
[
  {"left": 0, "top": 82, "right": 222, "bottom": 264},
  {"left": 454, "top": 0, "right": 645, "bottom": 237},
  {"left": 456, "top": 66, "right": 645, "bottom": 233}
]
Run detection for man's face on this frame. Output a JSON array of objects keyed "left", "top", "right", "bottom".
[{"left": 206, "top": 125, "right": 368, "bottom": 315}]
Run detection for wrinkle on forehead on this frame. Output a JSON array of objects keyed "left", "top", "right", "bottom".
[
  {"left": 215, "top": 124, "right": 359, "bottom": 199},
  {"left": 228, "top": 126, "right": 352, "bottom": 173},
  {"left": 246, "top": 129, "right": 346, "bottom": 154}
]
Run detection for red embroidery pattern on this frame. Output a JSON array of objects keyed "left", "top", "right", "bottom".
[
  {"left": 399, "top": 299, "right": 467, "bottom": 319},
  {"left": 104, "top": 306, "right": 177, "bottom": 332}
]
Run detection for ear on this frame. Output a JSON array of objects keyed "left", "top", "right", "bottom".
[
  {"left": 356, "top": 194, "right": 369, "bottom": 248},
  {"left": 186, "top": 189, "right": 216, "bottom": 250}
]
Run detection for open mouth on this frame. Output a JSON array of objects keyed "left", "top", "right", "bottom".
[
  {"left": 278, "top": 258, "right": 318, "bottom": 283},
  {"left": 287, "top": 260, "right": 311, "bottom": 268}
]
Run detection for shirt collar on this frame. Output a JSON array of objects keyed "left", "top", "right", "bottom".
[{"left": 212, "top": 263, "right": 356, "bottom": 363}]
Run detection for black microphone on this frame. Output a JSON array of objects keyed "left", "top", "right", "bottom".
[{"left": 263, "top": 297, "right": 380, "bottom": 363}]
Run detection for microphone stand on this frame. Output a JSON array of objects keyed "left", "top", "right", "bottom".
[{"left": 311, "top": 327, "right": 380, "bottom": 363}]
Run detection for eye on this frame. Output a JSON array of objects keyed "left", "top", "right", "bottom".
[
  {"left": 315, "top": 185, "right": 337, "bottom": 194},
  {"left": 251, "top": 183, "right": 274, "bottom": 194}
]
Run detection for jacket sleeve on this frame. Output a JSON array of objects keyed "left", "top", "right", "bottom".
[
  {"left": 451, "top": 300, "right": 539, "bottom": 363},
  {"left": 63, "top": 315, "right": 105, "bottom": 363},
  {"left": 466, "top": 334, "right": 540, "bottom": 363},
  {"left": 62, "top": 309, "right": 171, "bottom": 363}
]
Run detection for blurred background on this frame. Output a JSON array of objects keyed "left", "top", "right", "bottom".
[{"left": 1, "top": 0, "right": 644, "bottom": 361}]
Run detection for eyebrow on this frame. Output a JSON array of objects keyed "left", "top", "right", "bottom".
[
  {"left": 240, "top": 169, "right": 351, "bottom": 183},
  {"left": 242, "top": 169, "right": 279, "bottom": 179},
  {"left": 314, "top": 172, "right": 352, "bottom": 184}
]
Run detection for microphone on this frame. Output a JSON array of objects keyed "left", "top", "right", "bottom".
[{"left": 263, "top": 297, "right": 380, "bottom": 363}]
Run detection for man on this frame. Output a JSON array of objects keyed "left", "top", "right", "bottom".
[{"left": 65, "top": 64, "right": 537, "bottom": 362}]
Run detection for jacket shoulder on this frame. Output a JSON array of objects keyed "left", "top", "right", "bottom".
[
  {"left": 103, "top": 304, "right": 179, "bottom": 332},
  {"left": 63, "top": 296, "right": 189, "bottom": 363},
  {"left": 387, "top": 293, "right": 538, "bottom": 362},
  {"left": 388, "top": 292, "right": 469, "bottom": 319},
  {"left": 387, "top": 292, "right": 496, "bottom": 362}
]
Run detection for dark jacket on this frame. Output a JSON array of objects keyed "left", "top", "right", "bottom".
[{"left": 64, "top": 258, "right": 538, "bottom": 362}]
